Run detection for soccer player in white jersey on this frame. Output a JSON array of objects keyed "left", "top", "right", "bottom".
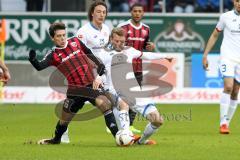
[
  {"left": 76, "top": 0, "right": 110, "bottom": 56},
  {"left": 61, "top": 0, "right": 110, "bottom": 143},
  {"left": 98, "top": 27, "right": 172, "bottom": 145},
  {"left": 203, "top": 0, "right": 240, "bottom": 134},
  {"left": 76, "top": 1, "right": 140, "bottom": 135}
]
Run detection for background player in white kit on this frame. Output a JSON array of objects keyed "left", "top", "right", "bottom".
[
  {"left": 61, "top": 0, "right": 110, "bottom": 143},
  {"left": 98, "top": 27, "right": 172, "bottom": 145},
  {"left": 76, "top": 0, "right": 140, "bottom": 135},
  {"left": 203, "top": 0, "right": 240, "bottom": 134}
]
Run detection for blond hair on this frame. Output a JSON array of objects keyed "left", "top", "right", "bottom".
[{"left": 110, "top": 27, "right": 125, "bottom": 39}]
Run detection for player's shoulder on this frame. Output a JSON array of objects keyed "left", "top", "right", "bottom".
[
  {"left": 102, "top": 23, "right": 111, "bottom": 33},
  {"left": 66, "top": 36, "right": 81, "bottom": 43},
  {"left": 102, "top": 23, "right": 110, "bottom": 30},
  {"left": 43, "top": 49, "right": 54, "bottom": 60},
  {"left": 142, "top": 22, "right": 150, "bottom": 29},
  {"left": 220, "top": 10, "right": 234, "bottom": 19},
  {"left": 76, "top": 22, "right": 91, "bottom": 35},
  {"left": 79, "top": 22, "right": 91, "bottom": 30}
]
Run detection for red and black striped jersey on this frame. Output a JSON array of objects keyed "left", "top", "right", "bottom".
[
  {"left": 32, "top": 37, "right": 103, "bottom": 88},
  {"left": 118, "top": 19, "right": 150, "bottom": 51}
]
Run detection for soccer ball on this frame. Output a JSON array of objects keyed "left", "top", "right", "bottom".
[{"left": 115, "top": 129, "right": 135, "bottom": 146}]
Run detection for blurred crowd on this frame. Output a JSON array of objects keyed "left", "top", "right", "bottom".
[
  {"left": 0, "top": 0, "right": 234, "bottom": 12},
  {"left": 108, "top": 0, "right": 234, "bottom": 13}
]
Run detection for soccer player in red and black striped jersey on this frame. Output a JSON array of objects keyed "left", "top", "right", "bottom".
[
  {"left": 117, "top": 3, "right": 155, "bottom": 134},
  {"left": 29, "top": 22, "right": 118, "bottom": 144}
]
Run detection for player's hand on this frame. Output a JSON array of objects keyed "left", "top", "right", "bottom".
[
  {"left": 97, "top": 64, "right": 106, "bottom": 76},
  {"left": 146, "top": 42, "right": 155, "bottom": 51},
  {"left": 0, "top": 70, "right": 11, "bottom": 85},
  {"left": 29, "top": 49, "right": 37, "bottom": 60},
  {"left": 202, "top": 56, "right": 209, "bottom": 71},
  {"left": 92, "top": 76, "right": 103, "bottom": 90}
]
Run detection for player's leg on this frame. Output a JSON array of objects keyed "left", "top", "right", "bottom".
[
  {"left": 219, "top": 59, "right": 235, "bottom": 134},
  {"left": 129, "top": 109, "right": 141, "bottom": 133},
  {"left": 138, "top": 105, "right": 162, "bottom": 145},
  {"left": 131, "top": 103, "right": 162, "bottom": 145},
  {"left": 61, "top": 96, "right": 85, "bottom": 143},
  {"left": 131, "top": 57, "right": 143, "bottom": 134},
  {"left": 220, "top": 78, "right": 234, "bottom": 134},
  {"left": 227, "top": 80, "right": 240, "bottom": 126},
  {"left": 114, "top": 99, "right": 130, "bottom": 130},
  {"left": 38, "top": 96, "right": 84, "bottom": 144},
  {"left": 90, "top": 95, "right": 119, "bottom": 137}
]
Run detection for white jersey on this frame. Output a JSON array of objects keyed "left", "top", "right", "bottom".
[
  {"left": 76, "top": 22, "right": 110, "bottom": 57},
  {"left": 98, "top": 46, "right": 166, "bottom": 117},
  {"left": 98, "top": 46, "right": 166, "bottom": 95},
  {"left": 98, "top": 46, "right": 142, "bottom": 94},
  {"left": 216, "top": 10, "right": 240, "bottom": 63}
]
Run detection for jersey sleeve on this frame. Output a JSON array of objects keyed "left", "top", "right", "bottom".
[
  {"left": 216, "top": 14, "right": 225, "bottom": 32},
  {"left": 29, "top": 50, "right": 53, "bottom": 71},
  {"left": 126, "top": 47, "right": 142, "bottom": 60},
  {"left": 76, "top": 27, "right": 88, "bottom": 45},
  {"left": 80, "top": 41, "right": 105, "bottom": 76},
  {"left": 141, "top": 52, "right": 167, "bottom": 60}
]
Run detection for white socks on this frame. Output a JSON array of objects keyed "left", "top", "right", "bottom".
[
  {"left": 220, "top": 92, "right": 230, "bottom": 126},
  {"left": 138, "top": 123, "right": 158, "bottom": 144},
  {"left": 112, "top": 107, "right": 121, "bottom": 129},
  {"left": 220, "top": 92, "right": 238, "bottom": 127},
  {"left": 227, "top": 99, "right": 238, "bottom": 126},
  {"left": 117, "top": 110, "right": 130, "bottom": 130}
]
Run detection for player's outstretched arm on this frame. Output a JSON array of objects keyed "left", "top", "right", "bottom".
[
  {"left": 28, "top": 50, "right": 51, "bottom": 71},
  {"left": 141, "top": 52, "right": 169, "bottom": 60}
]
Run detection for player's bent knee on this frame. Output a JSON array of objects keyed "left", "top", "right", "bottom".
[
  {"left": 152, "top": 116, "right": 163, "bottom": 127},
  {"left": 95, "top": 95, "right": 111, "bottom": 112},
  {"left": 148, "top": 112, "right": 163, "bottom": 127},
  {"left": 224, "top": 85, "right": 233, "bottom": 94}
]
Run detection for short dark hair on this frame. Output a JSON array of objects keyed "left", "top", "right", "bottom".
[
  {"left": 130, "top": 3, "right": 144, "bottom": 11},
  {"left": 88, "top": 0, "right": 108, "bottom": 21},
  {"left": 49, "top": 22, "right": 66, "bottom": 38}
]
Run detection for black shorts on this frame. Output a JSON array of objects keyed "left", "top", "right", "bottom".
[{"left": 63, "top": 85, "right": 105, "bottom": 113}]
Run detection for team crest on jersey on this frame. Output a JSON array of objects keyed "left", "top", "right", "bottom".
[
  {"left": 127, "top": 30, "right": 132, "bottom": 34},
  {"left": 71, "top": 42, "right": 77, "bottom": 47},
  {"left": 141, "top": 29, "right": 147, "bottom": 36},
  {"left": 94, "top": 35, "right": 98, "bottom": 38},
  {"left": 78, "top": 34, "right": 83, "bottom": 39}
]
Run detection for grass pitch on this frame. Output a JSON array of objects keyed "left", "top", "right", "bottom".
[{"left": 0, "top": 104, "right": 240, "bottom": 160}]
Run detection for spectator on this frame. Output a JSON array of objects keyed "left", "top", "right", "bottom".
[
  {"left": 108, "top": 0, "right": 129, "bottom": 12},
  {"left": 224, "top": 0, "right": 233, "bottom": 11},
  {"left": 128, "top": 0, "right": 148, "bottom": 11},
  {"left": 196, "top": 0, "right": 219, "bottom": 12},
  {"left": 172, "top": 0, "right": 195, "bottom": 13},
  {"left": 25, "top": 0, "right": 44, "bottom": 11}
]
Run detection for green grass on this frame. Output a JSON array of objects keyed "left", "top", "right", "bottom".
[{"left": 0, "top": 104, "right": 240, "bottom": 160}]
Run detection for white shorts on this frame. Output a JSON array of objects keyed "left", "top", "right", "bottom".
[
  {"left": 131, "top": 99, "right": 158, "bottom": 118},
  {"left": 219, "top": 58, "right": 240, "bottom": 83}
]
